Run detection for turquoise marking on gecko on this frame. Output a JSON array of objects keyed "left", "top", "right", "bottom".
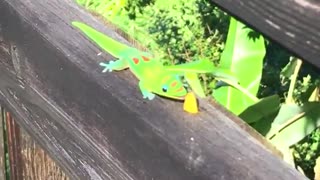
[{"left": 72, "top": 21, "right": 218, "bottom": 100}]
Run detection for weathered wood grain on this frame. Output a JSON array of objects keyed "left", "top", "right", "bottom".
[
  {"left": 210, "top": 0, "right": 320, "bottom": 68},
  {"left": 5, "top": 111, "right": 23, "bottom": 180},
  {"left": 3, "top": 110, "right": 70, "bottom": 180},
  {"left": 0, "top": 108, "right": 6, "bottom": 180},
  {"left": 0, "top": 0, "right": 308, "bottom": 179}
]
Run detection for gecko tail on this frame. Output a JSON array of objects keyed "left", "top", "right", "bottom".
[{"left": 72, "top": 21, "right": 132, "bottom": 57}]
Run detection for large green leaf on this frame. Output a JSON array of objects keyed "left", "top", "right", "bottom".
[
  {"left": 212, "top": 18, "right": 266, "bottom": 115},
  {"left": 238, "top": 95, "right": 280, "bottom": 136},
  {"left": 251, "top": 112, "right": 279, "bottom": 136},
  {"left": 267, "top": 103, "right": 320, "bottom": 147},
  {"left": 239, "top": 95, "right": 280, "bottom": 124}
]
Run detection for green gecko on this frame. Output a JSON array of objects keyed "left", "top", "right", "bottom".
[{"left": 72, "top": 21, "right": 216, "bottom": 100}]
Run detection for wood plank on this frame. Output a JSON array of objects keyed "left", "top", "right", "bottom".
[
  {"left": 0, "top": 107, "right": 6, "bottom": 180},
  {"left": 3, "top": 110, "right": 69, "bottom": 180},
  {"left": 5, "top": 110, "right": 23, "bottom": 180},
  {"left": 209, "top": 0, "right": 320, "bottom": 68},
  {"left": 0, "top": 0, "right": 307, "bottom": 179},
  {"left": 19, "top": 129, "right": 69, "bottom": 180}
]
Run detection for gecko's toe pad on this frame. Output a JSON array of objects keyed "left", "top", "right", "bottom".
[
  {"left": 147, "top": 94, "right": 155, "bottom": 100},
  {"left": 99, "top": 62, "right": 114, "bottom": 73},
  {"left": 142, "top": 92, "right": 155, "bottom": 100}
]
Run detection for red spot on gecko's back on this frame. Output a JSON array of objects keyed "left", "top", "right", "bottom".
[
  {"left": 142, "top": 56, "right": 150, "bottom": 62},
  {"left": 176, "top": 86, "right": 184, "bottom": 92},
  {"left": 133, "top": 58, "right": 139, "bottom": 64},
  {"left": 171, "top": 81, "right": 177, "bottom": 87}
]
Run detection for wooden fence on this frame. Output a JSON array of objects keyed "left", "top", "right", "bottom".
[
  {"left": 0, "top": 0, "right": 318, "bottom": 179},
  {"left": 0, "top": 108, "right": 69, "bottom": 179}
]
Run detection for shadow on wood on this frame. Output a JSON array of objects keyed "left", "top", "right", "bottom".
[{"left": 0, "top": 0, "right": 308, "bottom": 179}]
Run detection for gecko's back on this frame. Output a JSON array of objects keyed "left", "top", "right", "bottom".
[
  {"left": 72, "top": 21, "right": 164, "bottom": 80},
  {"left": 72, "top": 21, "right": 133, "bottom": 58}
]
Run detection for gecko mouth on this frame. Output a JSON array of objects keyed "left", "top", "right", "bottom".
[
  {"left": 177, "top": 95, "right": 186, "bottom": 99},
  {"left": 171, "top": 94, "right": 187, "bottom": 100},
  {"left": 157, "top": 94, "right": 185, "bottom": 101}
]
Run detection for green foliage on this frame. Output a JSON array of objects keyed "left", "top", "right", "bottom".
[
  {"left": 212, "top": 17, "right": 266, "bottom": 115},
  {"left": 240, "top": 55, "right": 320, "bottom": 178},
  {"left": 239, "top": 95, "right": 280, "bottom": 124},
  {"left": 142, "top": 0, "right": 227, "bottom": 64},
  {"left": 258, "top": 43, "right": 291, "bottom": 98},
  {"left": 153, "top": 2, "right": 225, "bottom": 66},
  {"left": 77, "top": 0, "right": 228, "bottom": 65},
  {"left": 294, "top": 129, "right": 320, "bottom": 179},
  {"left": 76, "top": 0, "right": 128, "bottom": 17},
  {"left": 257, "top": 42, "right": 320, "bottom": 179},
  {"left": 267, "top": 103, "right": 320, "bottom": 147},
  {"left": 1, "top": 107, "right": 10, "bottom": 180},
  {"left": 281, "top": 57, "right": 298, "bottom": 80}
]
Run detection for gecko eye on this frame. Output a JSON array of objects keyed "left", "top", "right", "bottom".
[{"left": 162, "top": 86, "right": 168, "bottom": 93}]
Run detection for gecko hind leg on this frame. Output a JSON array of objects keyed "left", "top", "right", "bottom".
[
  {"left": 139, "top": 81, "right": 155, "bottom": 100},
  {"left": 99, "top": 59, "right": 129, "bottom": 73}
]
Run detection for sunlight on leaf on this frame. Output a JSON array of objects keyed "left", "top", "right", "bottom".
[
  {"left": 314, "top": 156, "right": 320, "bottom": 180},
  {"left": 212, "top": 17, "right": 266, "bottom": 115},
  {"left": 267, "top": 103, "right": 320, "bottom": 147},
  {"left": 278, "top": 145, "right": 296, "bottom": 167},
  {"left": 309, "top": 86, "right": 320, "bottom": 102}
]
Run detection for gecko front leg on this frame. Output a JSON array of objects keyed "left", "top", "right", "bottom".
[
  {"left": 139, "top": 81, "right": 155, "bottom": 100},
  {"left": 99, "top": 59, "right": 129, "bottom": 72}
]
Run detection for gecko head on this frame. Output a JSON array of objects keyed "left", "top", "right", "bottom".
[{"left": 155, "top": 75, "right": 187, "bottom": 100}]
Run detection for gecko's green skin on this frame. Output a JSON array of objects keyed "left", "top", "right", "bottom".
[{"left": 72, "top": 21, "right": 188, "bottom": 100}]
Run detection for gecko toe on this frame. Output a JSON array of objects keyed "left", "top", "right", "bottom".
[
  {"left": 148, "top": 94, "right": 155, "bottom": 100},
  {"left": 99, "top": 62, "right": 108, "bottom": 67},
  {"left": 102, "top": 68, "right": 111, "bottom": 73}
]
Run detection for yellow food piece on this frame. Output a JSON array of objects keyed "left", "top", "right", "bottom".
[{"left": 183, "top": 92, "right": 198, "bottom": 114}]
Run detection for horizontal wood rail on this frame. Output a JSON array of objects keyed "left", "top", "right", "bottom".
[
  {"left": 210, "top": 0, "right": 320, "bottom": 68},
  {"left": 0, "top": 0, "right": 309, "bottom": 179}
]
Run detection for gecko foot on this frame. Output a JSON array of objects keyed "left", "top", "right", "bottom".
[
  {"left": 142, "top": 91, "right": 156, "bottom": 100},
  {"left": 99, "top": 61, "right": 115, "bottom": 73}
]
